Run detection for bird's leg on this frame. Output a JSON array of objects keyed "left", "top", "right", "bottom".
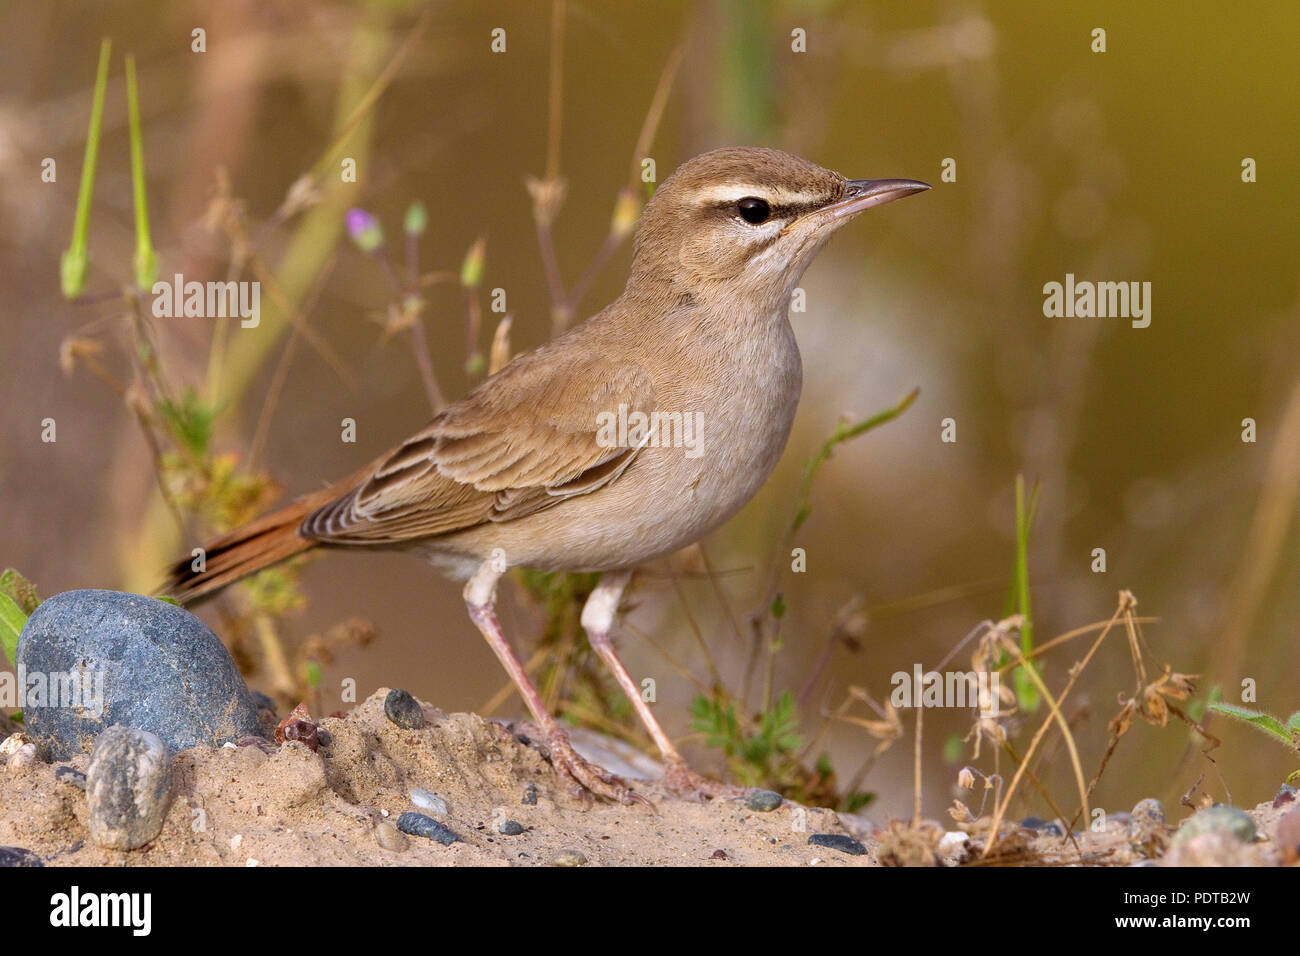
[
  {"left": 463, "top": 557, "right": 641, "bottom": 805},
  {"left": 581, "top": 570, "right": 738, "bottom": 801}
]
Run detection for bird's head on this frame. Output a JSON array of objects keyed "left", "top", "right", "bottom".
[{"left": 629, "top": 146, "right": 929, "bottom": 309}]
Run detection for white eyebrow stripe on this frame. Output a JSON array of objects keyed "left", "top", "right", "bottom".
[{"left": 691, "top": 183, "right": 830, "bottom": 207}]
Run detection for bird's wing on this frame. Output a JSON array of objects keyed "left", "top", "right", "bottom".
[{"left": 302, "top": 346, "right": 657, "bottom": 544}]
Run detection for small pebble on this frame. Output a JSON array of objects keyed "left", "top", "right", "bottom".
[
  {"left": 0, "top": 846, "right": 43, "bottom": 867},
  {"left": 550, "top": 849, "right": 588, "bottom": 867},
  {"left": 396, "top": 811, "right": 459, "bottom": 846},
  {"left": 55, "top": 765, "right": 87, "bottom": 790},
  {"left": 1127, "top": 798, "right": 1169, "bottom": 858},
  {"left": 522, "top": 783, "right": 538, "bottom": 805},
  {"left": 1174, "top": 805, "right": 1256, "bottom": 844},
  {"left": 938, "top": 831, "right": 970, "bottom": 855},
  {"left": 374, "top": 821, "right": 409, "bottom": 852},
  {"left": 384, "top": 689, "right": 424, "bottom": 729},
  {"left": 745, "top": 789, "right": 783, "bottom": 812},
  {"left": 0, "top": 734, "right": 30, "bottom": 758},
  {"left": 6, "top": 743, "right": 39, "bottom": 771},
  {"left": 409, "top": 788, "right": 447, "bottom": 815},
  {"left": 498, "top": 820, "right": 525, "bottom": 836},
  {"left": 1130, "top": 798, "right": 1165, "bottom": 826},
  {"left": 710, "top": 849, "right": 728, "bottom": 860},
  {"left": 1276, "top": 806, "right": 1300, "bottom": 864},
  {"left": 86, "top": 726, "right": 174, "bottom": 851},
  {"left": 1273, "top": 783, "right": 1297, "bottom": 809},
  {"left": 807, "top": 833, "right": 867, "bottom": 856}
]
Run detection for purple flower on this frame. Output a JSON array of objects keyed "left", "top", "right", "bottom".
[{"left": 345, "top": 207, "right": 384, "bottom": 254}]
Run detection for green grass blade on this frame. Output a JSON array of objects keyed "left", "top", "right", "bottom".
[
  {"left": 792, "top": 387, "right": 919, "bottom": 532},
  {"left": 1009, "top": 474, "right": 1042, "bottom": 710},
  {"left": 61, "top": 37, "right": 112, "bottom": 300},
  {"left": 125, "top": 53, "right": 158, "bottom": 290}
]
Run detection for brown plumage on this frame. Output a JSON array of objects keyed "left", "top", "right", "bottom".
[{"left": 160, "top": 147, "right": 929, "bottom": 803}]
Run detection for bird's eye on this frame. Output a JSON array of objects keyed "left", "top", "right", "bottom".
[{"left": 736, "top": 197, "right": 771, "bottom": 225}]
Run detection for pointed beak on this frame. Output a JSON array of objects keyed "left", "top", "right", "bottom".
[
  {"left": 784, "top": 178, "right": 930, "bottom": 235},
  {"left": 825, "top": 178, "right": 932, "bottom": 220}
]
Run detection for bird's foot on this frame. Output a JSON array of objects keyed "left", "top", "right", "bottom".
[
  {"left": 662, "top": 757, "right": 740, "bottom": 802},
  {"left": 543, "top": 728, "right": 648, "bottom": 807}
]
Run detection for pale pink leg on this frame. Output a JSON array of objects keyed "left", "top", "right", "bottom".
[
  {"left": 463, "top": 558, "right": 641, "bottom": 804},
  {"left": 581, "top": 570, "right": 737, "bottom": 800}
]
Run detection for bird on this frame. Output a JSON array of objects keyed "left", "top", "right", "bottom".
[{"left": 163, "top": 146, "right": 929, "bottom": 804}]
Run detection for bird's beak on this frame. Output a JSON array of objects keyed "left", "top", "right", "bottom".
[
  {"left": 786, "top": 178, "right": 930, "bottom": 235},
  {"left": 825, "top": 178, "right": 932, "bottom": 220}
]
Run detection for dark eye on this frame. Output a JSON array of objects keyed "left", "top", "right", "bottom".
[{"left": 736, "top": 197, "right": 771, "bottom": 224}]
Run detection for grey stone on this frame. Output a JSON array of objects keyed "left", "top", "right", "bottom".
[
  {"left": 0, "top": 846, "right": 43, "bottom": 867},
  {"left": 807, "top": 833, "right": 867, "bottom": 856},
  {"left": 1174, "top": 805, "right": 1257, "bottom": 844},
  {"left": 396, "top": 811, "right": 459, "bottom": 845},
  {"left": 86, "top": 726, "right": 174, "bottom": 850},
  {"left": 745, "top": 789, "right": 783, "bottom": 812},
  {"left": 17, "top": 590, "right": 262, "bottom": 759}
]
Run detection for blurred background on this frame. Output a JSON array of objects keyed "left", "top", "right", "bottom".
[{"left": 2, "top": 0, "right": 1298, "bottom": 821}]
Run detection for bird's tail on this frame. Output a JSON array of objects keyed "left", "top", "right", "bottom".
[{"left": 160, "top": 496, "right": 323, "bottom": 605}]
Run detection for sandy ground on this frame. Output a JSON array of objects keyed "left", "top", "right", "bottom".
[
  {"left": 0, "top": 690, "right": 879, "bottom": 866},
  {"left": 0, "top": 689, "right": 1292, "bottom": 866}
]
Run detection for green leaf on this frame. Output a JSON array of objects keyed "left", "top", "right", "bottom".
[
  {"left": 0, "top": 592, "right": 28, "bottom": 667},
  {"left": 61, "top": 37, "right": 112, "bottom": 300},
  {"left": 0, "top": 569, "right": 41, "bottom": 616},
  {"left": 1208, "top": 702, "right": 1292, "bottom": 744},
  {"left": 157, "top": 386, "right": 219, "bottom": 457}
]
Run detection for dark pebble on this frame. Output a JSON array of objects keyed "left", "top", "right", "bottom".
[
  {"left": 0, "top": 846, "right": 43, "bottom": 867},
  {"left": 745, "top": 789, "right": 783, "bottom": 812},
  {"left": 384, "top": 689, "right": 424, "bottom": 729},
  {"left": 17, "top": 589, "right": 262, "bottom": 759},
  {"left": 808, "top": 833, "right": 867, "bottom": 856},
  {"left": 522, "top": 783, "right": 538, "bottom": 805},
  {"left": 498, "top": 820, "right": 525, "bottom": 836},
  {"left": 711, "top": 849, "right": 728, "bottom": 860},
  {"left": 1273, "top": 784, "right": 1297, "bottom": 809},
  {"left": 396, "top": 811, "right": 458, "bottom": 845},
  {"left": 54, "top": 765, "right": 86, "bottom": 790}
]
